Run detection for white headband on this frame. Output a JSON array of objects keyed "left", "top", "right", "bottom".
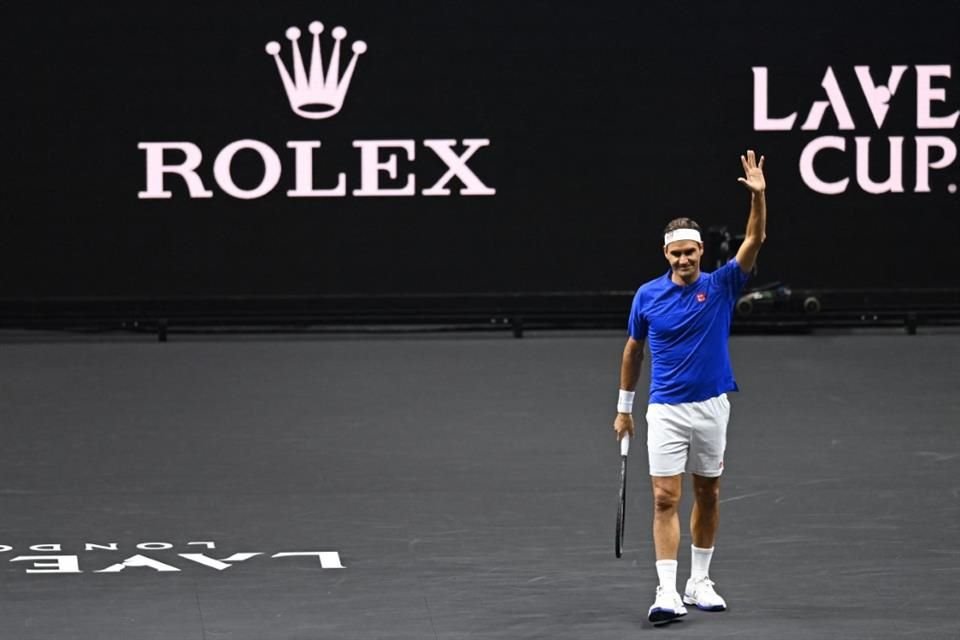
[{"left": 663, "top": 228, "right": 702, "bottom": 246}]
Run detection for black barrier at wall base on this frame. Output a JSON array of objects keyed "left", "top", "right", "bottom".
[{"left": 1, "top": 290, "right": 959, "bottom": 340}]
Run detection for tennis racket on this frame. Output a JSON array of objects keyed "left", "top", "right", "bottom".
[{"left": 615, "top": 433, "right": 630, "bottom": 558}]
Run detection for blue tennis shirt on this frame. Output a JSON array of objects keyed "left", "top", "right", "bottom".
[{"left": 628, "top": 259, "right": 750, "bottom": 404}]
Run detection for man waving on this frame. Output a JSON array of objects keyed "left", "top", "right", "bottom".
[{"left": 614, "top": 150, "right": 767, "bottom": 625}]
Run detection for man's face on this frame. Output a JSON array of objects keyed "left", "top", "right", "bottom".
[{"left": 664, "top": 240, "right": 703, "bottom": 281}]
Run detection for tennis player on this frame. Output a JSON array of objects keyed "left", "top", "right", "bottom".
[{"left": 613, "top": 150, "right": 766, "bottom": 625}]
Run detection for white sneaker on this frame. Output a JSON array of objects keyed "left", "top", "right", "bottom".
[
  {"left": 648, "top": 586, "right": 688, "bottom": 625},
  {"left": 683, "top": 576, "right": 727, "bottom": 611}
]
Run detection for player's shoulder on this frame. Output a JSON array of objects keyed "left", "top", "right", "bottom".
[
  {"left": 703, "top": 259, "right": 750, "bottom": 296},
  {"left": 631, "top": 272, "right": 671, "bottom": 312},
  {"left": 705, "top": 258, "right": 745, "bottom": 279}
]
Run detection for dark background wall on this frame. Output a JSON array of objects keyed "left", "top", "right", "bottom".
[{"left": 2, "top": 1, "right": 958, "bottom": 300}]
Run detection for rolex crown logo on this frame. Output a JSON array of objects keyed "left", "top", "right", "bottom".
[{"left": 265, "top": 21, "right": 367, "bottom": 120}]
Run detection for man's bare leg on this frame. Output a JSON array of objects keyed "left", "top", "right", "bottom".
[
  {"left": 685, "top": 474, "right": 727, "bottom": 611},
  {"left": 652, "top": 474, "right": 683, "bottom": 560},
  {"left": 648, "top": 474, "right": 687, "bottom": 623},
  {"left": 690, "top": 474, "right": 720, "bottom": 548}
]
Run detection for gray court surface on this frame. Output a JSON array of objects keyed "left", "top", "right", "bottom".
[{"left": 1, "top": 330, "right": 958, "bottom": 640}]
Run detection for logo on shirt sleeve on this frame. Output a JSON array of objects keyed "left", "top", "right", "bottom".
[{"left": 696, "top": 292, "right": 707, "bottom": 303}]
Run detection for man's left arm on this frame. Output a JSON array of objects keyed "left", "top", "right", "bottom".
[{"left": 735, "top": 149, "right": 767, "bottom": 274}]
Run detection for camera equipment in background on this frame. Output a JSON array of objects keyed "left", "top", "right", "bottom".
[{"left": 705, "top": 225, "right": 821, "bottom": 317}]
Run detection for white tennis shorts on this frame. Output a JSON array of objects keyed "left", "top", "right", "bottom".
[{"left": 645, "top": 394, "right": 730, "bottom": 478}]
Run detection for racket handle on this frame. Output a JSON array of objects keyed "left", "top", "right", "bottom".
[{"left": 620, "top": 433, "right": 631, "bottom": 456}]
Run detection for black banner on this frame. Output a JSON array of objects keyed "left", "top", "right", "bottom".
[{"left": 2, "top": 1, "right": 958, "bottom": 299}]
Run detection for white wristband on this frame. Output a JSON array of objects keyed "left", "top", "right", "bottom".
[{"left": 617, "top": 389, "right": 635, "bottom": 414}]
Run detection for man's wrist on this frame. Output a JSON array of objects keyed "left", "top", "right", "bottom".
[{"left": 617, "top": 389, "right": 635, "bottom": 414}]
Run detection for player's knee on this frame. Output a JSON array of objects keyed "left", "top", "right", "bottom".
[
  {"left": 652, "top": 486, "right": 681, "bottom": 513},
  {"left": 693, "top": 480, "right": 720, "bottom": 507}
]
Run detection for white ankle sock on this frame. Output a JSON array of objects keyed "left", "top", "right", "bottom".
[
  {"left": 655, "top": 559, "right": 678, "bottom": 594},
  {"left": 691, "top": 545, "right": 714, "bottom": 579}
]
